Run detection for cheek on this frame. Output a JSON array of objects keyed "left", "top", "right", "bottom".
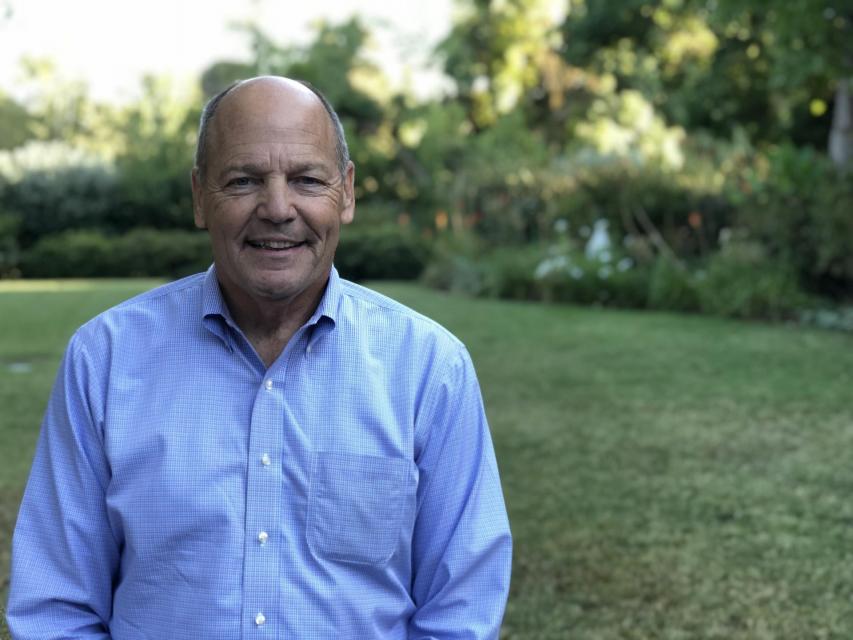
[{"left": 208, "top": 208, "right": 248, "bottom": 236}]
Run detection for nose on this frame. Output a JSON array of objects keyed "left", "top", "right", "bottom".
[{"left": 257, "top": 177, "right": 296, "bottom": 223}]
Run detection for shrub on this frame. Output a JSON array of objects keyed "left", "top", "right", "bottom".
[
  {"left": 695, "top": 237, "right": 810, "bottom": 320},
  {"left": 480, "top": 247, "right": 544, "bottom": 300},
  {"left": 799, "top": 306, "right": 853, "bottom": 333},
  {"left": 118, "top": 228, "right": 212, "bottom": 278},
  {"left": 20, "top": 229, "right": 118, "bottom": 277},
  {"left": 546, "top": 159, "right": 733, "bottom": 260},
  {"left": 809, "top": 177, "right": 853, "bottom": 297},
  {"left": 1, "top": 165, "right": 121, "bottom": 247},
  {"left": 535, "top": 252, "right": 649, "bottom": 308},
  {"left": 421, "top": 253, "right": 488, "bottom": 296},
  {"left": 420, "top": 235, "right": 488, "bottom": 296},
  {"left": 0, "top": 211, "right": 21, "bottom": 277},
  {"left": 20, "top": 228, "right": 211, "bottom": 278},
  {"left": 335, "top": 224, "right": 431, "bottom": 281},
  {"left": 0, "top": 143, "right": 125, "bottom": 247},
  {"left": 733, "top": 145, "right": 853, "bottom": 299},
  {"left": 647, "top": 256, "right": 700, "bottom": 312}
]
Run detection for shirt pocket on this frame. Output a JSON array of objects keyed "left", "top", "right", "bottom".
[{"left": 306, "top": 451, "right": 412, "bottom": 565}]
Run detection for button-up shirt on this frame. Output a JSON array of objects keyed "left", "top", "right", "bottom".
[{"left": 7, "top": 266, "right": 512, "bottom": 639}]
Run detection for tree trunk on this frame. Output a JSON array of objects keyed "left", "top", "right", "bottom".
[{"left": 829, "top": 78, "right": 852, "bottom": 170}]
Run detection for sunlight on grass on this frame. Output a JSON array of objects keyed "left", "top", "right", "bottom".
[{"left": 0, "top": 279, "right": 163, "bottom": 293}]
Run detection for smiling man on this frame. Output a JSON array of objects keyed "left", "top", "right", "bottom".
[
  {"left": 6, "top": 77, "right": 512, "bottom": 639},
  {"left": 191, "top": 78, "right": 356, "bottom": 364}
]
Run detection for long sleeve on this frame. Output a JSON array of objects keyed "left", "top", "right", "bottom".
[
  {"left": 408, "top": 346, "right": 512, "bottom": 640},
  {"left": 6, "top": 332, "right": 119, "bottom": 639}
]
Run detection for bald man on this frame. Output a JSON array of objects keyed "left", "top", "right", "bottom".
[{"left": 7, "top": 77, "right": 512, "bottom": 639}]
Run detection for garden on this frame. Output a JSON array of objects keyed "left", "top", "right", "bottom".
[
  {"left": 1, "top": 0, "right": 852, "bottom": 636},
  {"left": 1, "top": 2, "right": 851, "bottom": 326}
]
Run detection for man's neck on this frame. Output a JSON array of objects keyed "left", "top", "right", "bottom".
[{"left": 220, "top": 281, "right": 326, "bottom": 369}]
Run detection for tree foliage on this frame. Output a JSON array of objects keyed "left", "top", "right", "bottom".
[{"left": 0, "top": 0, "right": 850, "bottom": 305}]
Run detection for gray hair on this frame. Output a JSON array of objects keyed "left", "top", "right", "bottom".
[{"left": 194, "top": 78, "right": 351, "bottom": 179}]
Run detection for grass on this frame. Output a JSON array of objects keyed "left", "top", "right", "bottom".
[{"left": 3, "top": 280, "right": 853, "bottom": 638}]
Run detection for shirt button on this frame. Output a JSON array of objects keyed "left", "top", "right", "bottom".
[
  {"left": 264, "top": 379, "right": 273, "bottom": 391},
  {"left": 255, "top": 612, "right": 266, "bottom": 626},
  {"left": 261, "top": 453, "right": 271, "bottom": 466},
  {"left": 306, "top": 344, "right": 312, "bottom": 355},
  {"left": 258, "top": 531, "right": 269, "bottom": 545}
]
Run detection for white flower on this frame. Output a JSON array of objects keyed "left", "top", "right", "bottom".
[
  {"left": 617, "top": 257, "right": 633, "bottom": 272},
  {"left": 534, "top": 255, "right": 571, "bottom": 279}
]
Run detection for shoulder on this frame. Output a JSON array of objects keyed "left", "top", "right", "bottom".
[
  {"left": 73, "top": 272, "right": 206, "bottom": 349},
  {"left": 110, "top": 272, "right": 206, "bottom": 311},
  {"left": 336, "top": 278, "right": 465, "bottom": 356}
]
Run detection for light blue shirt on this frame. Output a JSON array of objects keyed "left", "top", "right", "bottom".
[{"left": 7, "top": 266, "right": 512, "bottom": 639}]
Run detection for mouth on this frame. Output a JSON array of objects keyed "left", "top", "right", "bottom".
[{"left": 246, "top": 239, "right": 307, "bottom": 252}]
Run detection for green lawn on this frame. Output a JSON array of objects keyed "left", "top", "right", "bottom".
[{"left": 2, "top": 280, "right": 853, "bottom": 638}]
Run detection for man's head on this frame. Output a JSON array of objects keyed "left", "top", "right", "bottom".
[
  {"left": 191, "top": 76, "right": 355, "bottom": 315},
  {"left": 195, "top": 78, "right": 351, "bottom": 181}
]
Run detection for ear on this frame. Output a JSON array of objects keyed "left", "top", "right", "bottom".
[
  {"left": 339, "top": 161, "right": 356, "bottom": 225},
  {"left": 191, "top": 168, "right": 207, "bottom": 230}
]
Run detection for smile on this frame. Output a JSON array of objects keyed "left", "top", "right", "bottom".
[{"left": 247, "top": 239, "right": 306, "bottom": 250}]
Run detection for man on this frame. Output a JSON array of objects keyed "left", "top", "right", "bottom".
[{"left": 6, "top": 76, "right": 512, "bottom": 638}]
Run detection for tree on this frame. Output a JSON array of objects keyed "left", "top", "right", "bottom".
[
  {"left": 710, "top": 0, "right": 852, "bottom": 166},
  {"left": 558, "top": 0, "right": 845, "bottom": 149},
  {"left": 0, "top": 92, "right": 34, "bottom": 150},
  {"left": 436, "top": 0, "right": 565, "bottom": 130}
]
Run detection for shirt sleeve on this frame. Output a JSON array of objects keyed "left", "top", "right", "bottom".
[
  {"left": 6, "top": 332, "right": 119, "bottom": 639},
  {"left": 408, "top": 345, "right": 512, "bottom": 640}
]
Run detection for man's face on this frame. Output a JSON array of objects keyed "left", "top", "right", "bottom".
[{"left": 192, "top": 79, "right": 354, "bottom": 313}]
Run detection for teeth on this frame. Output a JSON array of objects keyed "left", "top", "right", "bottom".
[{"left": 252, "top": 240, "right": 301, "bottom": 249}]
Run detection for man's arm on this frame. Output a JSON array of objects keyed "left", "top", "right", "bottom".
[
  {"left": 409, "top": 346, "right": 512, "bottom": 640},
  {"left": 6, "top": 333, "right": 119, "bottom": 639}
]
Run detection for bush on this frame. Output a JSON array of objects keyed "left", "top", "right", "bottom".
[
  {"left": 535, "top": 253, "right": 649, "bottom": 308},
  {"left": 0, "top": 211, "right": 21, "bottom": 277},
  {"left": 118, "top": 228, "right": 212, "bottom": 278},
  {"left": 20, "top": 228, "right": 211, "bottom": 278},
  {"left": 480, "top": 247, "right": 544, "bottom": 300},
  {"left": 809, "top": 177, "right": 853, "bottom": 297},
  {"left": 419, "top": 226, "right": 818, "bottom": 322},
  {"left": 695, "top": 237, "right": 810, "bottom": 320},
  {"left": 1, "top": 165, "right": 121, "bottom": 247},
  {"left": 335, "top": 224, "right": 431, "bottom": 281},
  {"left": 420, "top": 235, "right": 549, "bottom": 298},
  {"left": 0, "top": 143, "right": 127, "bottom": 248},
  {"left": 734, "top": 145, "right": 853, "bottom": 299},
  {"left": 546, "top": 159, "right": 733, "bottom": 260},
  {"left": 421, "top": 252, "right": 488, "bottom": 296},
  {"left": 799, "top": 306, "right": 853, "bottom": 333},
  {"left": 421, "top": 238, "right": 651, "bottom": 309},
  {"left": 647, "top": 256, "right": 700, "bottom": 312}
]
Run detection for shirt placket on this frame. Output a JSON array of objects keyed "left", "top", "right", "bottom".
[{"left": 242, "top": 367, "right": 286, "bottom": 637}]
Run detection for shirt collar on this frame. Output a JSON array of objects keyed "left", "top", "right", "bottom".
[
  {"left": 202, "top": 264, "right": 234, "bottom": 323},
  {"left": 201, "top": 265, "right": 237, "bottom": 349},
  {"left": 201, "top": 264, "right": 341, "bottom": 340},
  {"left": 309, "top": 266, "right": 341, "bottom": 327}
]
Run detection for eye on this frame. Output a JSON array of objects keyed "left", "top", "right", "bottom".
[
  {"left": 293, "top": 176, "right": 324, "bottom": 187},
  {"left": 226, "top": 176, "right": 259, "bottom": 188}
]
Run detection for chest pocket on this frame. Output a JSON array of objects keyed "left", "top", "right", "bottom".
[{"left": 307, "top": 451, "right": 413, "bottom": 565}]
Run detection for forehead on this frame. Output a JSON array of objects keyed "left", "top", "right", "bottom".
[{"left": 208, "top": 82, "right": 336, "bottom": 166}]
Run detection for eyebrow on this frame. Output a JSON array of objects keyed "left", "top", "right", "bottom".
[
  {"left": 218, "top": 162, "right": 268, "bottom": 180},
  {"left": 218, "top": 161, "right": 330, "bottom": 181}
]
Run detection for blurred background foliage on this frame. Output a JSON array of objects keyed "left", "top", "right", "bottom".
[{"left": 0, "top": 0, "right": 850, "bottom": 325}]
